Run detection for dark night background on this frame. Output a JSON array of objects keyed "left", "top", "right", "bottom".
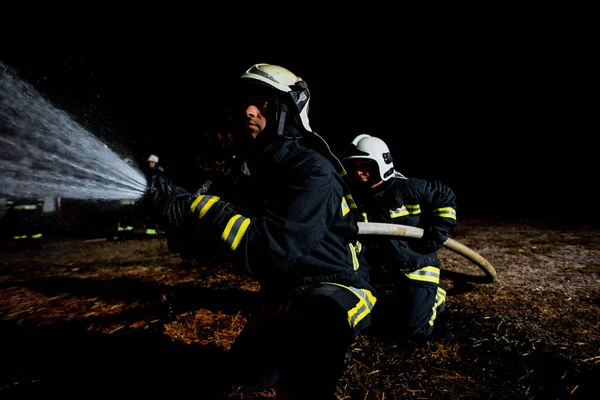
[{"left": 0, "top": 21, "right": 595, "bottom": 225}]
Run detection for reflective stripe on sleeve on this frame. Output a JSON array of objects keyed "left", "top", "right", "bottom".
[
  {"left": 13, "top": 205, "right": 38, "bottom": 210},
  {"left": 190, "top": 195, "right": 221, "bottom": 219},
  {"left": 222, "top": 214, "right": 251, "bottom": 251},
  {"left": 389, "top": 206, "right": 409, "bottom": 218},
  {"left": 434, "top": 206, "right": 456, "bottom": 220}
]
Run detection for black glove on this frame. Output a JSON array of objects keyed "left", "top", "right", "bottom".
[
  {"left": 416, "top": 228, "right": 448, "bottom": 254},
  {"left": 144, "top": 172, "right": 193, "bottom": 231}
]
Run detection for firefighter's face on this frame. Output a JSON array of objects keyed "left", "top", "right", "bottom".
[
  {"left": 242, "top": 96, "right": 269, "bottom": 139},
  {"left": 349, "top": 159, "right": 377, "bottom": 185}
]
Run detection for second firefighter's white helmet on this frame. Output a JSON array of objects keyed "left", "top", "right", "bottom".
[
  {"left": 240, "top": 63, "right": 312, "bottom": 134},
  {"left": 343, "top": 134, "right": 406, "bottom": 181}
]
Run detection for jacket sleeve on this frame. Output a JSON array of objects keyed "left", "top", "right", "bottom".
[
  {"left": 411, "top": 178, "right": 457, "bottom": 253},
  {"left": 187, "top": 156, "right": 339, "bottom": 276}
]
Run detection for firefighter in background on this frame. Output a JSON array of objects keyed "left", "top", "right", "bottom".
[
  {"left": 146, "top": 154, "right": 164, "bottom": 172},
  {"left": 5, "top": 197, "right": 44, "bottom": 251},
  {"left": 342, "top": 134, "right": 457, "bottom": 344},
  {"left": 143, "top": 154, "right": 165, "bottom": 237},
  {"left": 144, "top": 63, "right": 376, "bottom": 399}
]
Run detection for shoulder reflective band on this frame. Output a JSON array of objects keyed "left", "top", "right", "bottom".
[
  {"left": 344, "top": 194, "right": 357, "bottom": 209},
  {"left": 222, "top": 214, "right": 251, "bottom": 251},
  {"left": 324, "top": 282, "right": 377, "bottom": 329},
  {"left": 190, "top": 195, "right": 221, "bottom": 219},
  {"left": 434, "top": 206, "right": 456, "bottom": 220},
  {"left": 341, "top": 197, "right": 350, "bottom": 216}
]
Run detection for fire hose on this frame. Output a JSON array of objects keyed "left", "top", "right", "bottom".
[{"left": 357, "top": 222, "right": 497, "bottom": 283}]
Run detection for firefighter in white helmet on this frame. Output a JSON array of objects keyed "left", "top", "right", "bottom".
[
  {"left": 144, "top": 63, "right": 376, "bottom": 399},
  {"left": 343, "top": 134, "right": 457, "bottom": 344}
]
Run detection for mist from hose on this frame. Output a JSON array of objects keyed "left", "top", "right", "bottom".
[{"left": 0, "top": 62, "right": 147, "bottom": 200}]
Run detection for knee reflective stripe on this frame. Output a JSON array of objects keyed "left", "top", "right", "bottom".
[
  {"left": 145, "top": 228, "right": 157, "bottom": 235},
  {"left": 324, "top": 282, "right": 376, "bottom": 329},
  {"left": 429, "top": 287, "right": 447, "bottom": 326},
  {"left": 118, "top": 225, "right": 134, "bottom": 231},
  {"left": 348, "top": 243, "right": 359, "bottom": 271},
  {"left": 434, "top": 206, "right": 456, "bottom": 220},
  {"left": 222, "top": 214, "right": 251, "bottom": 251},
  {"left": 13, "top": 235, "right": 27, "bottom": 240},
  {"left": 405, "top": 266, "right": 440, "bottom": 284},
  {"left": 190, "top": 195, "right": 220, "bottom": 219},
  {"left": 31, "top": 233, "right": 42, "bottom": 239}
]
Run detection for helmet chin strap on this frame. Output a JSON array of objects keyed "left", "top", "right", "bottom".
[{"left": 277, "top": 107, "right": 287, "bottom": 137}]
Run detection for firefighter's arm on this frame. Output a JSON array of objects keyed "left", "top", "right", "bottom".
[
  {"left": 417, "top": 179, "right": 457, "bottom": 253},
  {"left": 191, "top": 158, "right": 334, "bottom": 275}
]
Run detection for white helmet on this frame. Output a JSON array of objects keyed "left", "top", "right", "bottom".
[
  {"left": 147, "top": 154, "right": 159, "bottom": 163},
  {"left": 240, "top": 63, "right": 312, "bottom": 136},
  {"left": 343, "top": 134, "right": 406, "bottom": 181}
]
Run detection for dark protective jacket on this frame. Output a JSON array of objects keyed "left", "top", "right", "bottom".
[
  {"left": 355, "top": 177, "right": 457, "bottom": 276},
  {"left": 189, "top": 138, "right": 377, "bottom": 335}
]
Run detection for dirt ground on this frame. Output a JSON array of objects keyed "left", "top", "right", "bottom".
[{"left": 0, "top": 218, "right": 598, "bottom": 399}]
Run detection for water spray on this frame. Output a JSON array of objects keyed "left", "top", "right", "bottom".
[{"left": 0, "top": 61, "right": 147, "bottom": 201}]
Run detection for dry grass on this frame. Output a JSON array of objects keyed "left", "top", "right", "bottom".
[{"left": 0, "top": 219, "right": 598, "bottom": 399}]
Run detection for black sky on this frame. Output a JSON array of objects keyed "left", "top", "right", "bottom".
[{"left": 1, "top": 25, "right": 594, "bottom": 224}]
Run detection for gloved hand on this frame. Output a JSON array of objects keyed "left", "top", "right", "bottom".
[
  {"left": 416, "top": 228, "right": 448, "bottom": 254},
  {"left": 144, "top": 171, "right": 193, "bottom": 230}
]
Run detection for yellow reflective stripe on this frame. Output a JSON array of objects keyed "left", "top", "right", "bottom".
[
  {"left": 120, "top": 200, "right": 135, "bottom": 205},
  {"left": 13, "top": 235, "right": 27, "bottom": 240},
  {"left": 222, "top": 214, "right": 251, "bottom": 251},
  {"left": 13, "top": 205, "right": 37, "bottom": 210},
  {"left": 429, "top": 287, "right": 447, "bottom": 326},
  {"left": 341, "top": 197, "right": 350, "bottom": 216},
  {"left": 339, "top": 170, "right": 347, "bottom": 178},
  {"left": 405, "top": 266, "right": 440, "bottom": 284},
  {"left": 323, "top": 282, "right": 377, "bottom": 329},
  {"left": 118, "top": 226, "right": 134, "bottom": 231},
  {"left": 389, "top": 206, "right": 409, "bottom": 218},
  {"left": 31, "top": 233, "right": 42, "bottom": 239},
  {"left": 434, "top": 207, "right": 456, "bottom": 220},
  {"left": 348, "top": 243, "right": 359, "bottom": 271},
  {"left": 355, "top": 240, "right": 362, "bottom": 255},
  {"left": 360, "top": 212, "right": 368, "bottom": 222},
  {"left": 344, "top": 194, "right": 357, "bottom": 210},
  {"left": 190, "top": 195, "right": 220, "bottom": 219},
  {"left": 145, "top": 229, "right": 157, "bottom": 235},
  {"left": 405, "top": 204, "right": 421, "bottom": 214}
]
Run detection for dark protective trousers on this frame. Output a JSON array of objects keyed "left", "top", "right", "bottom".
[{"left": 225, "top": 287, "right": 357, "bottom": 399}]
